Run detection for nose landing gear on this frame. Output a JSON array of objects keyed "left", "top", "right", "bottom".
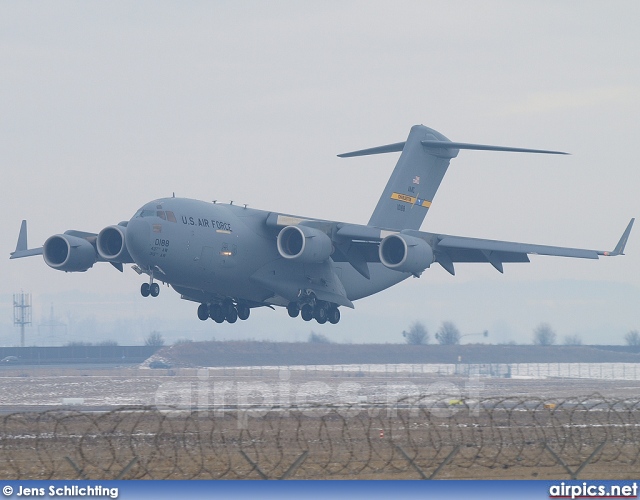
[{"left": 140, "top": 281, "right": 160, "bottom": 297}]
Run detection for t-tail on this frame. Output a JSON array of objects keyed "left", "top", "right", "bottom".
[{"left": 339, "top": 124, "right": 568, "bottom": 231}]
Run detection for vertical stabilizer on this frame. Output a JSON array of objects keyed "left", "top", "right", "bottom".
[
  {"left": 337, "top": 125, "right": 568, "bottom": 231},
  {"left": 366, "top": 125, "right": 457, "bottom": 230}
]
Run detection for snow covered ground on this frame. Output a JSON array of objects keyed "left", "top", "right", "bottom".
[{"left": 1, "top": 362, "right": 640, "bottom": 411}]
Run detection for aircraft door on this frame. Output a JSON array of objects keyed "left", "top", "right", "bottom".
[{"left": 199, "top": 246, "right": 215, "bottom": 283}]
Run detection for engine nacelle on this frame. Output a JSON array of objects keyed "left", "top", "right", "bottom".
[
  {"left": 379, "top": 234, "right": 434, "bottom": 275},
  {"left": 97, "top": 225, "right": 133, "bottom": 263},
  {"left": 43, "top": 234, "right": 97, "bottom": 272},
  {"left": 277, "top": 225, "right": 333, "bottom": 263}
]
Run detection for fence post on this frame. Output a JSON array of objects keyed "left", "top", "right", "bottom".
[
  {"left": 280, "top": 451, "right": 309, "bottom": 480},
  {"left": 428, "top": 446, "right": 461, "bottom": 480},
  {"left": 64, "top": 457, "right": 87, "bottom": 480},
  {"left": 115, "top": 457, "right": 138, "bottom": 480},
  {"left": 394, "top": 445, "right": 428, "bottom": 479},
  {"left": 544, "top": 441, "right": 606, "bottom": 480},
  {"left": 395, "top": 445, "right": 461, "bottom": 480},
  {"left": 239, "top": 450, "right": 269, "bottom": 480}
]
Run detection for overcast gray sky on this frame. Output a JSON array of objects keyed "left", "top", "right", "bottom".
[{"left": 1, "top": 1, "right": 639, "bottom": 346}]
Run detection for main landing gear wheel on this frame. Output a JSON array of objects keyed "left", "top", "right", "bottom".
[
  {"left": 197, "top": 303, "right": 209, "bottom": 321},
  {"left": 237, "top": 304, "right": 250, "bottom": 321},
  {"left": 301, "top": 304, "right": 314, "bottom": 322},
  {"left": 328, "top": 306, "right": 340, "bottom": 324},
  {"left": 209, "top": 304, "right": 225, "bottom": 323},
  {"left": 225, "top": 307, "right": 238, "bottom": 323},
  {"left": 314, "top": 305, "right": 328, "bottom": 324},
  {"left": 287, "top": 302, "right": 300, "bottom": 318}
]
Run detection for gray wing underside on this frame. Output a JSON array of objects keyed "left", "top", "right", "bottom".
[
  {"left": 330, "top": 233, "right": 586, "bottom": 276},
  {"left": 266, "top": 214, "right": 634, "bottom": 277}
]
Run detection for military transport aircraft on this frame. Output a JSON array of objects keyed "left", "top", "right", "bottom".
[{"left": 10, "top": 125, "right": 634, "bottom": 325}]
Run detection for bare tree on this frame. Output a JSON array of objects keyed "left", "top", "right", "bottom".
[
  {"left": 97, "top": 340, "right": 118, "bottom": 346},
  {"left": 402, "top": 322, "right": 429, "bottom": 345},
  {"left": 563, "top": 334, "right": 582, "bottom": 346},
  {"left": 435, "top": 321, "right": 461, "bottom": 345},
  {"left": 533, "top": 323, "right": 556, "bottom": 346},
  {"left": 625, "top": 330, "right": 640, "bottom": 346},
  {"left": 308, "top": 331, "right": 331, "bottom": 344},
  {"left": 145, "top": 331, "right": 165, "bottom": 347}
]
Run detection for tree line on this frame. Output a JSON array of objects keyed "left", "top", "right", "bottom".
[{"left": 400, "top": 321, "right": 640, "bottom": 346}]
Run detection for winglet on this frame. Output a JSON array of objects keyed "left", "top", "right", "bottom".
[
  {"left": 15, "top": 220, "right": 28, "bottom": 253},
  {"left": 10, "top": 220, "right": 43, "bottom": 259},
  {"left": 600, "top": 218, "right": 634, "bottom": 256}
]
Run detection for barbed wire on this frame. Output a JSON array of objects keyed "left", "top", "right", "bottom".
[{"left": 1, "top": 394, "right": 639, "bottom": 479}]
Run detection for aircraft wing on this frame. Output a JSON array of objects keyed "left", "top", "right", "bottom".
[
  {"left": 10, "top": 221, "right": 99, "bottom": 260},
  {"left": 266, "top": 214, "right": 633, "bottom": 276},
  {"left": 332, "top": 218, "right": 634, "bottom": 276}
]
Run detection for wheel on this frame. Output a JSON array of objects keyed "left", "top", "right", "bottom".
[
  {"left": 237, "top": 304, "right": 250, "bottom": 320},
  {"left": 140, "top": 283, "right": 150, "bottom": 297},
  {"left": 210, "top": 304, "right": 225, "bottom": 323},
  {"left": 150, "top": 283, "right": 160, "bottom": 297},
  {"left": 328, "top": 307, "right": 340, "bottom": 324},
  {"left": 287, "top": 302, "right": 300, "bottom": 318},
  {"left": 197, "top": 303, "right": 209, "bottom": 321},
  {"left": 301, "top": 304, "right": 313, "bottom": 322},
  {"left": 226, "top": 307, "right": 238, "bottom": 323},
  {"left": 314, "top": 304, "right": 328, "bottom": 323},
  {"left": 313, "top": 303, "right": 327, "bottom": 325},
  {"left": 222, "top": 300, "right": 235, "bottom": 317}
]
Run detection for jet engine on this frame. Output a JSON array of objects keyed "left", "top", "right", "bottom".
[
  {"left": 43, "top": 234, "right": 97, "bottom": 272},
  {"left": 277, "top": 225, "right": 333, "bottom": 263},
  {"left": 379, "top": 234, "right": 434, "bottom": 275},
  {"left": 97, "top": 224, "right": 133, "bottom": 263}
]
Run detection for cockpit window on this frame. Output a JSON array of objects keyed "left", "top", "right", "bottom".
[{"left": 135, "top": 208, "right": 177, "bottom": 222}]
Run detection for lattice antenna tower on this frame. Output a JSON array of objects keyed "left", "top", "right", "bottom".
[{"left": 13, "top": 292, "right": 32, "bottom": 348}]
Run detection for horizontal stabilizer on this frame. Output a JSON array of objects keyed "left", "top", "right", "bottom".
[
  {"left": 420, "top": 140, "right": 569, "bottom": 155},
  {"left": 338, "top": 140, "right": 568, "bottom": 158},
  {"left": 338, "top": 142, "right": 405, "bottom": 158}
]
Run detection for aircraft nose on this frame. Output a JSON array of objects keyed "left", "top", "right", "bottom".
[{"left": 125, "top": 217, "right": 151, "bottom": 265}]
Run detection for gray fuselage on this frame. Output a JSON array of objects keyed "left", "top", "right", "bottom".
[{"left": 125, "top": 197, "right": 408, "bottom": 308}]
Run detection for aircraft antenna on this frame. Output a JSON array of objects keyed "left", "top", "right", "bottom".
[{"left": 13, "top": 291, "right": 32, "bottom": 348}]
